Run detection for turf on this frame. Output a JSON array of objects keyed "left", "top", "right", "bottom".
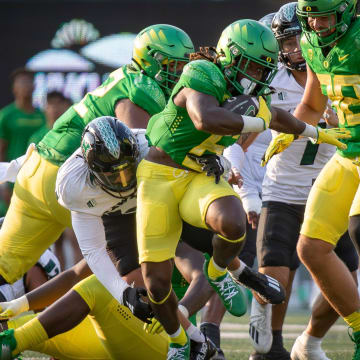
[{"left": 21, "top": 311, "right": 354, "bottom": 359}]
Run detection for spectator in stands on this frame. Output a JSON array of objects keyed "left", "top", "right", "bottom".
[{"left": 0, "top": 68, "right": 46, "bottom": 205}]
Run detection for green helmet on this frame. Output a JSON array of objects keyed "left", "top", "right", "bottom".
[
  {"left": 296, "top": 0, "right": 357, "bottom": 47},
  {"left": 216, "top": 19, "right": 279, "bottom": 96},
  {"left": 132, "top": 24, "right": 194, "bottom": 97}
]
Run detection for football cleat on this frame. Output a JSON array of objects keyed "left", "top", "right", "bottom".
[
  {"left": 248, "top": 348, "right": 290, "bottom": 360},
  {"left": 0, "top": 329, "right": 17, "bottom": 360},
  {"left": 249, "top": 298, "right": 272, "bottom": 354},
  {"left": 291, "top": 334, "right": 330, "bottom": 360},
  {"left": 167, "top": 339, "right": 190, "bottom": 360},
  {"left": 190, "top": 337, "right": 216, "bottom": 360},
  {"left": 235, "top": 267, "right": 285, "bottom": 305},
  {"left": 203, "top": 258, "right": 247, "bottom": 317}
]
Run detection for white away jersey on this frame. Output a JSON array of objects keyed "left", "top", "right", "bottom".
[
  {"left": 56, "top": 129, "right": 148, "bottom": 216},
  {"left": 262, "top": 66, "right": 335, "bottom": 204}
]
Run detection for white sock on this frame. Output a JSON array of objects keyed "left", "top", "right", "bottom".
[
  {"left": 186, "top": 323, "right": 205, "bottom": 343},
  {"left": 300, "top": 331, "right": 323, "bottom": 349},
  {"left": 169, "top": 327, "right": 181, "bottom": 338},
  {"left": 229, "top": 260, "right": 246, "bottom": 278},
  {"left": 178, "top": 304, "right": 189, "bottom": 319}
]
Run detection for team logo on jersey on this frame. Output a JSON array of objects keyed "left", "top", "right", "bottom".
[
  {"left": 87, "top": 199, "right": 97, "bottom": 208},
  {"left": 323, "top": 60, "right": 329, "bottom": 69},
  {"left": 338, "top": 54, "right": 350, "bottom": 62}
]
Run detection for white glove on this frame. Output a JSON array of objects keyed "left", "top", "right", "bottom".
[{"left": 0, "top": 295, "right": 29, "bottom": 319}]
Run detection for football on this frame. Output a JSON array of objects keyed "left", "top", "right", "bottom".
[{"left": 222, "top": 94, "right": 259, "bottom": 117}]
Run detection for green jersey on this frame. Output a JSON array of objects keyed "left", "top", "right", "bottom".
[
  {"left": 146, "top": 60, "right": 239, "bottom": 172},
  {"left": 301, "top": 18, "right": 360, "bottom": 158},
  {"left": 37, "top": 65, "right": 166, "bottom": 166},
  {"left": 28, "top": 125, "right": 49, "bottom": 146},
  {"left": 0, "top": 103, "right": 46, "bottom": 161}
]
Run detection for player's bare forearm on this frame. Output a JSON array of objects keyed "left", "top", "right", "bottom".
[
  {"left": 293, "top": 102, "right": 324, "bottom": 126},
  {"left": 183, "top": 88, "right": 245, "bottom": 135},
  {"left": 269, "top": 106, "right": 306, "bottom": 134},
  {"left": 27, "top": 259, "right": 91, "bottom": 310}
]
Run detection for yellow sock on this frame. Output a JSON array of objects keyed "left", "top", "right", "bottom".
[
  {"left": 344, "top": 310, "right": 360, "bottom": 332},
  {"left": 169, "top": 326, "right": 187, "bottom": 346},
  {"left": 208, "top": 257, "right": 226, "bottom": 280},
  {"left": 12, "top": 317, "right": 48, "bottom": 356}
]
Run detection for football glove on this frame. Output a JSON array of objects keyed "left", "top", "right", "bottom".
[
  {"left": 187, "top": 153, "right": 231, "bottom": 184},
  {"left": 311, "top": 127, "right": 350, "bottom": 149},
  {"left": 122, "top": 287, "right": 154, "bottom": 324},
  {"left": 261, "top": 133, "right": 296, "bottom": 167},
  {"left": 143, "top": 317, "right": 164, "bottom": 335},
  {"left": 256, "top": 96, "right": 272, "bottom": 129},
  {"left": 0, "top": 295, "right": 29, "bottom": 320}
]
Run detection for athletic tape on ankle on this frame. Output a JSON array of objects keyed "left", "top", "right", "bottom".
[
  {"left": 148, "top": 285, "right": 172, "bottom": 305},
  {"left": 217, "top": 233, "right": 246, "bottom": 243}
]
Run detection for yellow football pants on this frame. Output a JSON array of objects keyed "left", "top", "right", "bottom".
[
  {"left": 136, "top": 159, "right": 239, "bottom": 263},
  {"left": 0, "top": 150, "right": 71, "bottom": 283},
  {"left": 301, "top": 152, "right": 360, "bottom": 245}
]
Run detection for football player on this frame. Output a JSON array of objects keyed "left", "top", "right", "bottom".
[
  {"left": 136, "top": 18, "right": 349, "bottom": 358},
  {"left": 250, "top": 3, "right": 359, "bottom": 360},
  {"left": 265, "top": 0, "right": 360, "bottom": 358},
  {"left": 0, "top": 24, "right": 194, "bottom": 290}
]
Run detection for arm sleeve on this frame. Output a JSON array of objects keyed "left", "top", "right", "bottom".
[
  {"left": 223, "top": 143, "right": 245, "bottom": 171},
  {"left": 71, "top": 211, "right": 129, "bottom": 304}
]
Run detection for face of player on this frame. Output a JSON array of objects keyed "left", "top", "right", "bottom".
[
  {"left": 163, "top": 59, "right": 188, "bottom": 89},
  {"left": 307, "top": 14, "right": 337, "bottom": 38},
  {"left": 12, "top": 74, "right": 34, "bottom": 99},
  {"left": 237, "top": 58, "right": 266, "bottom": 82},
  {"left": 280, "top": 34, "right": 305, "bottom": 65}
]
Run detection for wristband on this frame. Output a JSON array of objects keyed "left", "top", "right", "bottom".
[
  {"left": 241, "top": 116, "right": 266, "bottom": 133},
  {"left": 299, "top": 123, "right": 318, "bottom": 140}
]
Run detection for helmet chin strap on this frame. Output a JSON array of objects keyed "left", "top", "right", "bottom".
[{"left": 240, "top": 78, "right": 256, "bottom": 95}]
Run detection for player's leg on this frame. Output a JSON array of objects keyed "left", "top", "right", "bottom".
[
  {"left": 292, "top": 231, "right": 359, "bottom": 360},
  {"left": 0, "top": 151, "right": 71, "bottom": 284},
  {"left": 5, "top": 313, "right": 108, "bottom": 360},
  {"left": 136, "top": 160, "right": 189, "bottom": 358},
  {"left": 298, "top": 154, "right": 360, "bottom": 354},
  {"left": 249, "top": 201, "right": 303, "bottom": 359},
  {"left": 180, "top": 173, "right": 248, "bottom": 318}
]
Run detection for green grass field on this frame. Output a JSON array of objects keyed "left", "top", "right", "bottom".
[
  {"left": 220, "top": 312, "right": 354, "bottom": 360},
  {"left": 21, "top": 310, "right": 355, "bottom": 359}
]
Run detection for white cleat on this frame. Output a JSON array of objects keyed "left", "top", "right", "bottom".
[
  {"left": 291, "top": 335, "right": 330, "bottom": 360},
  {"left": 249, "top": 297, "right": 272, "bottom": 354}
]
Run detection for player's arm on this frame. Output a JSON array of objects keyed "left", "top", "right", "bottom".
[
  {"left": 0, "top": 259, "right": 92, "bottom": 318},
  {"left": 293, "top": 64, "right": 328, "bottom": 126},
  {"left": 115, "top": 98, "right": 151, "bottom": 129},
  {"left": 175, "top": 88, "right": 265, "bottom": 135}
]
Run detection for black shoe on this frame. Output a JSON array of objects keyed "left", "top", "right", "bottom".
[
  {"left": 236, "top": 267, "right": 285, "bottom": 305},
  {"left": 190, "top": 337, "right": 217, "bottom": 360},
  {"left": 212, "top": 348, "right": 226, "bottom": 359},
  {"left": 249, "top": 348, "right": 290, "bottom": 360}
]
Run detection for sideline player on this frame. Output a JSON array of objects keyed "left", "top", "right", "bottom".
[
  {"left": 0, "top": 24, "right": 194, "bottom": 289},
  {"left": 251, "top": 3, "right": 359, "bottom": 360},
  {"left": 136, "top": 18, "right": 349, "bottom": 358}
]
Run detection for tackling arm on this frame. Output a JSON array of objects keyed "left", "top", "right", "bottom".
[{"left": 115, "top": 98, "right": 151, "bottom": 129}]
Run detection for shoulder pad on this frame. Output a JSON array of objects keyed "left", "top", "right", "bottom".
[{"left": 180, "top": 60, "right": 227, "bottom": 103}]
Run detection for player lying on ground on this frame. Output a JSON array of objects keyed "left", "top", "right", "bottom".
[{"left": 136, "top": 17, "right": 351, "bottom": 359}]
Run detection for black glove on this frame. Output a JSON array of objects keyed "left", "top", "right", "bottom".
[
  {"left": 187, "top": 153, "right": 224, "bottom": 184},
  {"left": 122, "top": 287, "right": 154, "bottom": 324}
]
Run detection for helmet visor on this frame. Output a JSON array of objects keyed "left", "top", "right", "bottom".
[
  {"left": 279, "top": 34, "right": 305, "bottom": 69},
  {"left": 94, "top": 161, "right": 137, "bottom": 193}
]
